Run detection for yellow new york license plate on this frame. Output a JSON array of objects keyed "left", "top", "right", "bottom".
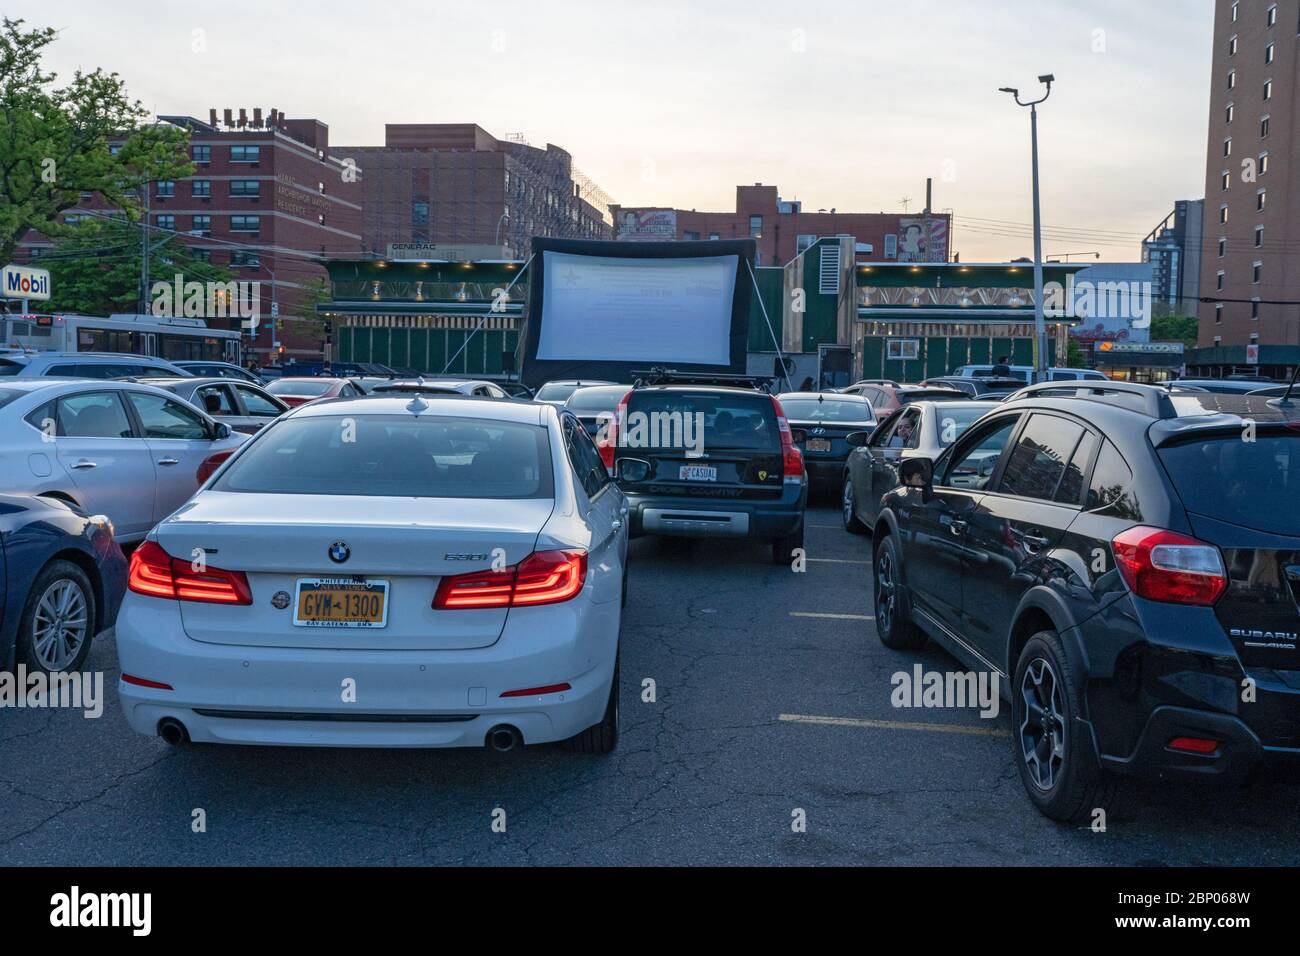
[
  {"left": 293, "top": 578, "right": 389, "bottom": 628},
  {"left": 806, "top": 438, "right": 832, "bottom": 451}
]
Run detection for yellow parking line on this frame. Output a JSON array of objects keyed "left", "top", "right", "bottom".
[
  {"left": 779, "top": 713, "right": 1009, "bottom": 737},
  {"left": 790, "top": 611, "right": 874, "bottom": 621}
]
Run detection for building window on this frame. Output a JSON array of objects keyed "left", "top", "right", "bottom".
[
  {"left": 411, "top": 201, "right": 429, "bottom": 226},
  {"left": 1222, "top": 170, "right": 1231, "bottom": 191},
  {"left": 1232, "top": 1, "right": 1238, "bottom": 21},
  {"left": 1217, "top": 271, "right": 1225, "bottom": 290},
  {"left": 683, "top": 230, "right": 700, "bottom": 241},
  {"left": 1261, "top": 114, "right": 1270, "bottom": 137},
  {"left": 796, "top": 234, "right": 817, "bottom": 253},
  {"left": 748, "top": 215, "right": 762, "bottom": 238},
  {"left": 155, "top": 214, "right": 175, "bottom": 231},
  {"left": 155, "top": 181, "right": 174, "bottom": 198},
  {"left": 1226, "top": 103, "right": 1234, "bottom": 123},
  {"left": 230, "top": 251, "right": 260, "bottom": 268},
  {"left": 1229, "top": 34, "right": 1238, "bottom": 55},
  {"left": 1264, "top": 79, "right": 1273, "bottom": 100},
  {"left": 230, "top": 180, "right": 261, "bottom": 197},
  {"left": 1257, "top": 189, "right": 1266, "bottom": 211},
  {"left": 1224, "top": 137, "right": 1232, "bottom": 157},
  {"left": 1256, "top": 225, "right": 1265, "bottom": 247},
  {"left": 191, "top": 249, "right": 211, "bottom": 263},
  {"left": 1218, "top": 238, "right": 1227, "bottom": 257},
  {"left": 230, "top": 215, "right": 260, "bottom": 233},
  {"left": 192, "top": 144, "right": 211, "bottom": 164},
  {"left": 191, "top": 180, "right": 211, "bottom": 198},
  {"left": 1267, "top": 4, "right": 1277, "bottom": 27},
  {"left": 1252, "top": 299, "right": 1261, "bottom": 319},
  {"left": 1220, "top": 203, "right": 1229, "bottom": 224},
  {"left": 1253, "top": 262, "right": 1262, "bottom": 283},
  {"left": 1215, "top": 306, "right": 1223, "bottom": 325},
  {"left": 1259, "top": 151, "right": 1270, "bottom": 175},
  {"left": 190, "top": 214, "right": 211, "bottom": 236},
  {"left": 1228, "top": 69, "right": 1236, "bottom": 90},
  {"left": 1266, "top": 42, "right": 1275, "bottom": 63},
  {"left": 230, "top": 145, "right": 261, "bottom": 163}
]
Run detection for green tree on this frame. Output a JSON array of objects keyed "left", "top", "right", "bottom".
[
  {"left": 42, "top": 217, "right": 234, "bottom": 316},
  {"left": 1066, "top": 337, "right": 1085, "bottom": 368},
  {"left": 0, "top": 18, "right": 193, "bottom": 263},
  {"left": 1149, "top": 314, "right": 1198, "bottom": 348}
]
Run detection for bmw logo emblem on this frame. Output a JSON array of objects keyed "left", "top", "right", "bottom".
[{"left": 329, "top": 541, "right": 350, "bottom": 564}]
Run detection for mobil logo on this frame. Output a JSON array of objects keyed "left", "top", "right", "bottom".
[{"left": 2, "top": 264, "right": 51, "bottom": 300}]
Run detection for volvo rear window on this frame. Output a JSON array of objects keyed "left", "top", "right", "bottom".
[
  {"left": 214, "top": 415, "right": 554, "bottom": 499},
  {"left": 628, "top": 391, "right": 778, "bottom": 452},
  {"left": 1159, "top": 433, "right": 1299, "bottom": 534}
]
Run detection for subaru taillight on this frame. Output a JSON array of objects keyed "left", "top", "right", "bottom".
[
  {"left": 599, "top": 390, "right": 631, "bottom": 473},
  {"left": 128, "top": 541, "right": 253, "bottom": 605},
  {"left": 197, "top": 449, "right": 235, "bottom": 484},
  {"left": 433, "top": 550, "right": 588, "bottom": 609},
  {"left": 770, "top": 395, "right": 804, "bottom": 482},
  {"left": 1111, "top": 526, "right": 1227, "bottom": 606}
]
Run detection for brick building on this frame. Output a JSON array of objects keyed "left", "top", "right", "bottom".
[
  {"left": 338, "top": 124, "right": 613, "bottom": 260},
  {"left": 17, "top": 110, "right": 365, "bottom": 361},
  {"left": 1193, "top": 0, "right": 1300, "bottom": 378},
  {"left": 610, "top": 184, "right": 951, "bottom": 267}
]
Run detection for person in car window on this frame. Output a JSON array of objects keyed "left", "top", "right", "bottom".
[{"left": 887, "top": 417, "right": 914, "bottom": 448}]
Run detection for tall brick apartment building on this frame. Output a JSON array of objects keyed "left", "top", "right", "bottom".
[
  {"left": 338, "top": 124, "right": 612, "bottom": 259},
  {"left": 17, "top": 111, "right": 364, "bottom": 361},
  {"left": 610, "top": 184, "right": 951, "bottom": 267},
  {"left": 1194, "top": 0, "right": 1300, "bottom": 378}
]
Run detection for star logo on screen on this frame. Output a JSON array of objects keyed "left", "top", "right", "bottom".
[{"left": 562, "top": 269, "right": 581, "bottom": 286}]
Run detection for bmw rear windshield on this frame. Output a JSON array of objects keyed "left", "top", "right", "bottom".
[
  {"left": 1158, "top": 431, "right": 1300, "bottom": 535},
  {"left": 213, "top": 415, "right": 554, "bottom": 499}
]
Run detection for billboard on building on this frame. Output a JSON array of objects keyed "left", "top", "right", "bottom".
[
  {"left": 616, "top": 209, "right": 678, "bottom": 242},
  {"left": 897, "top": 218, "right": 948, "bottom": 262},
  {"left": 1047, "top": 263, "right": 1153, "bottom": 344},
  {"left": 519, "top": 237, "right": 756, "bottom": 387}
]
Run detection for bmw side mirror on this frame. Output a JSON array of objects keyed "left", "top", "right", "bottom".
[
  {"left": 617, "top": 458, "right": 651, "bottom": 482},
  {"left": 845, "top": 430, "right": 871, "bottom": 448}
]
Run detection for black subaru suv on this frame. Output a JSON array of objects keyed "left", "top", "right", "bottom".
[
  {"left": 868, "top": 380, "right": 1300, "bottom": 820},
  {"left": 606, "top": 372, "right": 807, "bottom": 563}
]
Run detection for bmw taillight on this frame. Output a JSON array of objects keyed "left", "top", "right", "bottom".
[
  {"left": 599, "top": 390, "right": 631, "bottom": 473},
  {"left": 128, "top": 541, "right": 253, "bottom": 605},
  {"left": 433, "top": 549, "right": 588, "bottom": 609},
  {"left": 770, "top": 395, "right": 804, "bottom": 483},
  {"left": 1111, "top": 526, "right": 1227, "bottom": 606}
]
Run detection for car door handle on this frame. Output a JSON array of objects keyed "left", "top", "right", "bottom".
[
  {"left": 157, "top": 458, "right": 180, "bottom": 466},
  {"left": 1021, "top": 529, "right": 1050, "bottom": 550},
  {"left": 70, "top": 459, "right": 97, "bottom": 470},
  {"left": 611, "top": 519, "right": 623, "bottom": 531},
  {"left": 949, "top": 518, "right": 967, "bottom": 535}
]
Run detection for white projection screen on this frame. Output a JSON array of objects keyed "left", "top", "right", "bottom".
[
  {"left": 520, "top": 238, "right": 756, "bottom": 387},
  {"left": 537, "top": 252, "right": 737, "bottom": 364}
]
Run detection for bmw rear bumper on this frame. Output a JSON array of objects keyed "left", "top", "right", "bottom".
[{"left": 114, "top": 595, "right": 618, "bottom": 748}]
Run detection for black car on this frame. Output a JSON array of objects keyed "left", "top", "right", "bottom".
[
  {"left": 0, "top": 494, "right": 128, "bottom": 674},
  {"left": 867, "top": 381, "right": 1300, "bottom": 820},
  {"left": 609, "top": 375, "right": 807, "bottom": 563},
  {"left": 776, "top": 392, "right": 877, "bottom": 488},
  {"left": 564, "top": 384, "right": 634, "bottom": 438}
]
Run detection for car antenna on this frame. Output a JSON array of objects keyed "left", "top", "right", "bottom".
[
  {"left": 406, "top": 395, "right": 428, "bottom": 415},
  {"left": 1275, "top": 362, "right": 1300, "bottom": 408}
]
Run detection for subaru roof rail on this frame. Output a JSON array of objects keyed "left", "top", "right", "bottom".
[
  {"left": 1005, "top": 381, "right": 1178, "bottom": 419},
  {"left": 630, "top": 367, "right": 771, "bottom": 392}
]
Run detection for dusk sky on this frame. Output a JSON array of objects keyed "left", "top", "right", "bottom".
[{"left": 9, "top": 0, "right": 1214, "bottom": 261}]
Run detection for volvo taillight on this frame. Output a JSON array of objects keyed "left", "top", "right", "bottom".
[
  {"left": 434, "top": 550, "right": 588, "bottom": 609},
  {"left": 770, "top": 395, "right": 804, "bottom": 482},
  {"left": 599, "top": 390, "right": 631, "bottom": 473},
  {"left": 128, "top": 541, "right": 253, "bottom": 605},
  {"left": 1111, "top": 526, "right": 1227, "bottom": 606}
]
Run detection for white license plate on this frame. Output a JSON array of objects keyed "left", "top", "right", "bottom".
[
  {"left": 293, "top": 578, "right": 390, "bottom": 628},
  {"left": 679, "top": 465, "right": 718, "bottom": 482},
  {"left": 806, "top": 438, "right": 832, "bottom": 452}
]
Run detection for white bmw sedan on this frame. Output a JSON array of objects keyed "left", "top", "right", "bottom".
[{"left": 115, "top": 394, "right": 628, "bottom": 753}]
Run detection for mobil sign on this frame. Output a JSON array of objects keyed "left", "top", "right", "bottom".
[{"left": 2, "top": 263, "right": 51, "bottom": 301}]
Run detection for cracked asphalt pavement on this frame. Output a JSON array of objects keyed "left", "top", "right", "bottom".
[{"left": 2, "top": 504, "right": 1298, "bottom": 866}]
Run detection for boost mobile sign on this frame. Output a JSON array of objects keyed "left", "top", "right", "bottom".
[{"left": 2, "top": 263, "right": 51, "bottom": 301}]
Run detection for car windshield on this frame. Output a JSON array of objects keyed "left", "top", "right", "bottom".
[
  {"left": 566, "top": 387, "right": 628, "bottom": 412},
  {"left": 535, "top": 382, "right": 582, "bottom": 402},
  {"left": 778, "top": 398, "right": 874, "bottom": 423},
  {"left": 933, "top": 406, "right": 993, "bottom": 447},
  {"left": 1158, "top": 433, "right": 1300, "bottom": 535},
  {"left": 213, "top": 414, "right": 554, "bottom": 499},
  {"left": 269, "top": 379, "right": 333, "bottom": 397},
  {"left": 629, "top": 391, "right": 778, "bottom": 452}
]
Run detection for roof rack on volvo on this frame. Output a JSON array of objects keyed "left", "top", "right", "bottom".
[
  {"left": 1005, "top": 381, "right": 1179, "bottom": 419},
  {"left": 630, "top": 367, "right": 771, "bottom": 392}
]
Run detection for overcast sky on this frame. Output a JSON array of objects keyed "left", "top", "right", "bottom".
[{"left": 10, "top": 0, "right": 1214, "bottom": 261}]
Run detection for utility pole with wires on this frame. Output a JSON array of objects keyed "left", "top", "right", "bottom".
[{"left": 139, "top": 187, "right": 150, "bottom": 314}]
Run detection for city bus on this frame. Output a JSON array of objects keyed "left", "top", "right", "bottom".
[{"left": 1, "top": 313, "right": 242, "bottom": 364}]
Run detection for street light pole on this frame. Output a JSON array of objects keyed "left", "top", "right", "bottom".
[{"left": 1001, "top": 75, "right": 1054, "bottom": 383}]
